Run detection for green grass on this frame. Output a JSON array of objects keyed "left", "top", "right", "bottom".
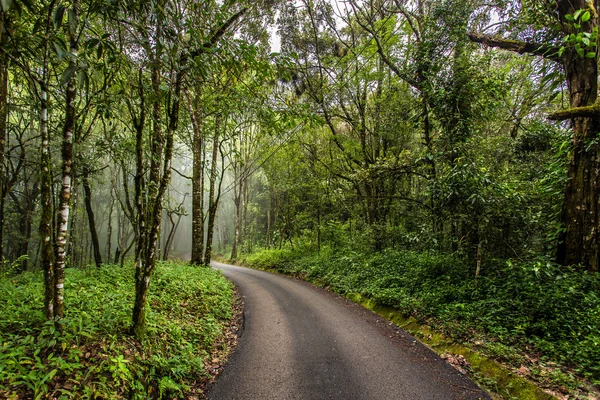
[
  {"left": 242, "top": 248, "right": 600, "bottom": 396},
  {"left": 0, "top": 261, "right": 234, "bottom": 399}
]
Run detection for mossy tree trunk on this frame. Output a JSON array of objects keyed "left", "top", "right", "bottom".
[
  {"left": 469, "top": 0, "right": 600, "bottom": 271},
  {"left": 204, "top": 115, "right": 221, "bottom": 266},
  {"left": 189, "top": 89, "right": 206, "bottom": 265}
]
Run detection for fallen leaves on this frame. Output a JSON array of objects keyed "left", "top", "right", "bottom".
[{"left": 441, "top": 353, "right": 470, "bottom": 375}]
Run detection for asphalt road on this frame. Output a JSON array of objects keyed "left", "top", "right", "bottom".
[{"left": 208, "top": 261, "right": 490, "bottom": 400}]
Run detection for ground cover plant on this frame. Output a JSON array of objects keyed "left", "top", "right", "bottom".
[
  {"left": 241, "top": 248, "right": 600, "bottom": 397},
  {"left": 0, "top": 262, "right": 234, "bottom": 399}
]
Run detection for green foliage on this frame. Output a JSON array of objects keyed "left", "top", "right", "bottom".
[
  {"left": 243, "top": 248, "right": 600, "bottom": 388},
  {"left": 560, "top": 10, "right": 598, "bottom": 59},
  {"left": 0, "top": 262, "right": 234, "bottom": 399}
]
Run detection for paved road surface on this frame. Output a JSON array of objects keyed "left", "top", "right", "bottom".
[{"left": 208, "top": 261, "right": 489, "bottom": 400}]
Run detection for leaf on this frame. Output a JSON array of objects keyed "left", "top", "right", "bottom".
[
  {"left": 68, "top": 8, "right": 77, "bottom": 36},
  {"left": 60, "top": 65, "right": 77, "bottom": 86},
  {"left": 86, "top": 38, "right": 100, "bottom": 49},
  {"left": 576, "top": 47, "right": 585, "bottom": 58},
  {"left": 54, "top": 5, "right": 65, "bottom": 29},
  {"left": 574, "top": 23, "right": 581, "bottom": 29},
  {"left": 53, "top": 41, "right": 65, "bottom": 60},
  {"left": 586, "top": 52, "right": 596, "bottom": 58},
  {"left": 565, "top": 14, "right": 574, "bottom": 21},
  {"left": 574, "top": 9, "right": 582, "bottom": 20},
  {"left": 582, "top": 37, "right": 590, "bottom": 46},
  {"left": 0, "top": 0, "right": 13, "bottom": 12},
  {"left": 581, "top": 11, "right": 591, "bottom": 23}
]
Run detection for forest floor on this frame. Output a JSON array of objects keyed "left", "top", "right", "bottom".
[
  {"left": 0, "top": 261, "right": 241, "bottom": 399},
  {"left": 230, "top": 248, "right": 600, "bottom": 400}
]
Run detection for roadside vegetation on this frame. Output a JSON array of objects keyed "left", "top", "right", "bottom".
[
  {"left": 238, "top": 248, "right": 599, "bottom": 398},
  {"left": 0, "top": 262, "right": 234, "bottom": 399}
]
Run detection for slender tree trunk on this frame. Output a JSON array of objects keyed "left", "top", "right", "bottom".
[
  {"left": 231, "top": 167, "right": 241, "bottom": 260},
  {"left": 0, "top": 28, "right": 8, "bottom": 265},
  {"left": 82, "top": 166, "right": 102, "bottom": 268},
  {"left": 53, "top": 0, "right": 80, "bottom": 323},
  {"left": 204, "top": 116, "right": 221, "bottom": 265},
  {"left": 107, "top": 183, "right": 115, "bottom": 262},
  {"left": 189, "top": 91, "right": 205, "bottom": 264},
  {"left": 21, "top": 183, "right": 39, "bottom": 271},
  {"left": 132, "top": 55, "right": 181, "bottom": 338},
  {"left": 40, "top": 1, "right": 57, "bottom": 320},
  {"left": 240, "top": 177, "right": 248, "bottom": 254},
  {"left": 266, "top": 191, "right": 271, "bottom": 249}
]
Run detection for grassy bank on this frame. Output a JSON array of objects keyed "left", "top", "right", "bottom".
[
  {"left": 240, "top": 248, "right": 599, "bottom": 398},
  {"left": 0, "top": 262, "right": 235, "bottom": 399}
]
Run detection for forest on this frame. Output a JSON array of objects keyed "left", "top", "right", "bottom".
[{"left": 0, "top": 0, "right": 599, "bottom": 398}]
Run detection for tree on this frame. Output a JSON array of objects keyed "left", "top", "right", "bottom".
[{"left": 469, "top": 0, "right": 600, "bottom": 271}]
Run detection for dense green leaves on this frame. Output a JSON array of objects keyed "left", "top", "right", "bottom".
[{"left": 0, "top": 263, "right": 234, "bottom": 398}]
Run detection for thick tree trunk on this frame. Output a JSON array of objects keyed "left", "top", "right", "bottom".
[
  {"left": 469, "top": 1, "right": 600, "bottom": 271},
  {"left": 554, "top": 1, "right": 600, "bottom": 271},
  {"left": 189, "top": 93, "right": 205, "bottom": 264},
  {"left": 204, "top": 116, "right": 221, "bottom": 266},
  {"left": 82, "top": 166, "right": 102, "bottom": 268}
]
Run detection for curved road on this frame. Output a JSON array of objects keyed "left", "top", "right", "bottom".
[{"left": 208, "top": 261, "right": 489, "bottom": 400}]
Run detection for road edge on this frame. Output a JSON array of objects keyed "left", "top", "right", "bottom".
[{"left": 220, "top": 257, "right": 559, "bottom": 400}]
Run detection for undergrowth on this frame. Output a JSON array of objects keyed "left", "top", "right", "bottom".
[
  {"left": 0, "top": 261, "right": 234, "bottom": 399},
  {"left": 242, "top": 248, "right": 600, "bottom": 395}
]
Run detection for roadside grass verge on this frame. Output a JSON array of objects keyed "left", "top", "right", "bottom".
[
  {"left": 0, "top": 261, "right": 234, "bottom": 399},
  {"left": 240, "top": 248, "right": 600, "bottom": 399}
]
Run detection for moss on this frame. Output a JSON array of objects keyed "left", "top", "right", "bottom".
[{"left": 346, "top": 292, "right": 556, "bottom": 400}]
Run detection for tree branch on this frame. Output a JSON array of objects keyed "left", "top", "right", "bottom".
[
  {"left": 548, "top": 103, "right": 600, "bottom": 120},
  {"left": 467, "top": 32, "right": 561, "bottom": 62},
  {"left": 172, "top": 167, "right": 192, "bottom": 180},
  {"left": 186, "top": 7, "right": 248, "bottom": 62}
]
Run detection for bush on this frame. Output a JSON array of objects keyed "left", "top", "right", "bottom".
[
  {"left": 0, "top": 262, "right": 234, "bottom": 399},
  {"left": 242, "top": 248, "right": 600, "bottom": 385}
]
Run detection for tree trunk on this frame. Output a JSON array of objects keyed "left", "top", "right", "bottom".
[
  {"left": 0, "top": 26, "right": 8, "bottom": 265},
  {"left": 82, "top": 166, "right": 102, "bottom": 268},
  {"left": 14, "top": 182, "right": 39, "bottom": 271},
  {"left": 555, "top": 1, "right": 600, "bottom": 271},
  {"left": 266, "top": 190, "right": 272, "bottom": 249},
  {"left": 40, "top": 1, "right": 57, "bottom": 320},
  {"left": 53, "top": 0, "right": 80, "bottom": 324},
  {"left": 189, "top": 91, "right": 205, "bottom": 265},
  {"left": 106, "top": 183, "right": 115, "bottom": 262},
  {"left": 204, "top": 116, "right": 221, "bottom": 265},
  {"left": 132, "top": 50, "right": 181, "bottom": 338},
  {"left": 240, "top": 176, "right": 248, "bottom": 254},
  {"left": 231, "top": 166, "right": 241, "bottom": 260},
  {"left": 468, "top": 1, "right": 600, "bottom": 271}
]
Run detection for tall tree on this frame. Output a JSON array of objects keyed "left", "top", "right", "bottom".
[{"left": 469, "top": 0, "right": 600, "bottom": 271}]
